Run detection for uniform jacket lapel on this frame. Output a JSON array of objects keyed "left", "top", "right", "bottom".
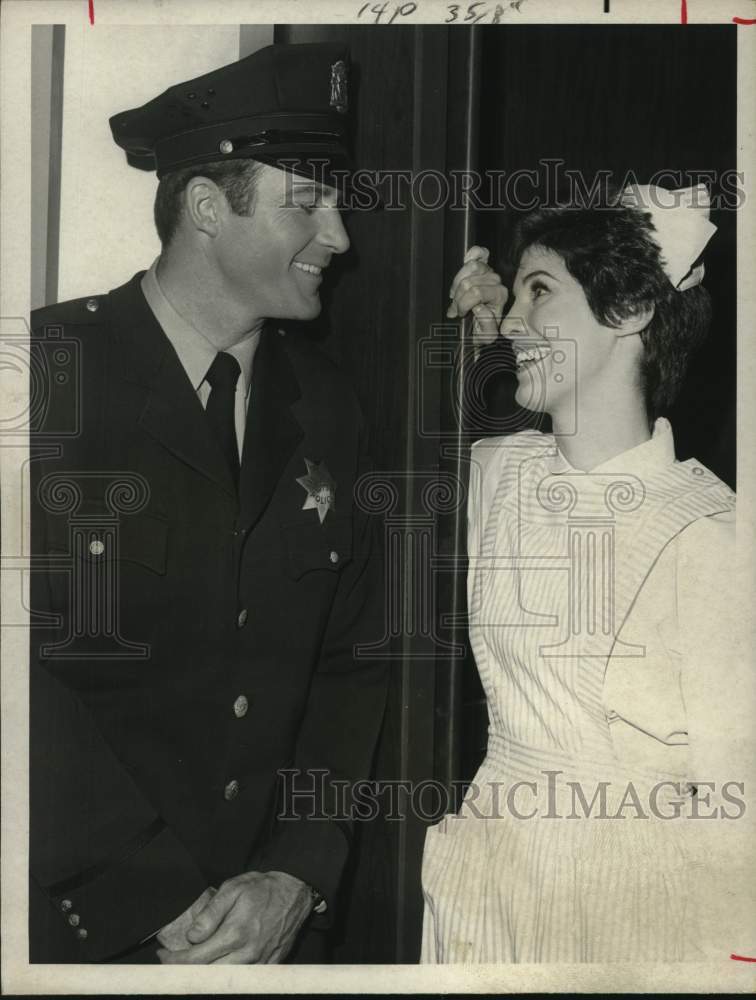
[
  {"left": 109, "top": 273, "right": 236, "bottom": 498},
  {"left": 239, "top": 327, "right": 304, "bottom": 532}
]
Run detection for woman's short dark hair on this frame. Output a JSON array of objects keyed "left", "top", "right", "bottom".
[
  {"left": 154, "top": 157, "right": 264, "bottom": 248},
  {"left": 509, "top": 201, "right": 712, "bottom": 420}
]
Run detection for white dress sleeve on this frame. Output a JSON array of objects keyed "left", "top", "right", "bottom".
[{"left": 676, "top": 511, "right": 756, "bottom": 959}]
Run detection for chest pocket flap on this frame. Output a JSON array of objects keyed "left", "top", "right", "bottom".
[
  {"left": 45, "top": 510, "right": 168, "bottom": 576},
  {"left": 282, "top": 515, "right": 353, "bottom": 581}
]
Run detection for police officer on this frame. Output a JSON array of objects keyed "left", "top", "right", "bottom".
[{"left": 30, "top": 43, "right": 387, "bottom": 964}]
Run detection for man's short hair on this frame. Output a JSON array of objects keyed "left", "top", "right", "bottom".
[
  {"left": 154, "top": 157, "right": 265, "bottom": 248},
  {"left": 509, "top": 202, "right": 712, "bottom": 421}
]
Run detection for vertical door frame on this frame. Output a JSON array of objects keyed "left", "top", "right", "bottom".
[
  {"left": 434, "top": 27, "right": 482, "bottom": 796},
  {"left": 30, "top": 24, "right": 65, "bottom": 310},
  {"left": 392, "top": 25, "right": 450, "bottom": 960}
]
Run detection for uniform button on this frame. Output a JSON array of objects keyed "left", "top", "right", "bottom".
[
  {"left": 89, "top": 539, "right": 105, "bottom": 556},
  {"left": 692, "top": 466, "right": 705, "bottom": 476},
  {"left": 68, "top": 913, "right": 80, "bottom": 927},
  {"left": 329, "top": 550, "right": 339, "bottom": 564},
  {"left": 233, "top": 695, "right": 249, "bottom": 718},
  {"left": 76, "top": 928, "right": 88, "bottom": 941},
  {"left": 224, "top": 779, "right": 240, "bottom": 801},
  {"left": 237, "top": 608, "right": 248, "bottom": 628},
  {"left": 219, "top": 139, "right": 234, "bottom": 154},
  {"left": 85, "top": 298, "right": 99, "bottom": 312},
  {"left": 60, "top": 899, "right": 73, "bottom": 913}
]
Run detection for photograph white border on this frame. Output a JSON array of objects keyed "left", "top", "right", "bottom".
[{"left": 2, "top": 0, "right": 755, "bottom": 993}]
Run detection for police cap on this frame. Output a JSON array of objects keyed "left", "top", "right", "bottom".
[{"left": 109, "top": 43, "right": 352, "bottom": 183}]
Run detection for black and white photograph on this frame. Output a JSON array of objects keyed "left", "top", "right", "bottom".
[{"left": 1, "top": 0, "right": 755, "bottom": 993}]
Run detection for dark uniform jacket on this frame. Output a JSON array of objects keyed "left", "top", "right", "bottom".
[{"left": 29, "top": 272, "right": 387, "bottom": 962}]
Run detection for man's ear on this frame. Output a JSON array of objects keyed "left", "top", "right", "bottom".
[
  {"left": 184, "top": 177, "right": 223, "bottom": 238},
  {"left": 615, "top": 303, "right": 655, "bottom": 338}
]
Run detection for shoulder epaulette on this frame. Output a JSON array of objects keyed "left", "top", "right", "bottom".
[{"left": 32, "top": 294, "right": 109, "bottom": 331}]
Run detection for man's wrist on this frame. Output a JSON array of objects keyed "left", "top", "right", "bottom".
[
  {"left": 263, "top": 870, "right": 327, "bottom": 914},
  {"left": 307, "top": 884, "right": 327, "bottom": 915}
]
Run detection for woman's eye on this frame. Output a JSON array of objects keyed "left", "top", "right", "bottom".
[{"left": 531, "top": 282, "right": 549, "bottom": 300}]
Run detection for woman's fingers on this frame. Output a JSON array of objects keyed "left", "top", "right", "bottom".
[
  {"left": 463, "top": 245, "right": 490, "bottom": 266},
  {"left": 448, "top": 246, "right": 509, "bottom": 323},
  {"left": 449, "top": 258, "right": 491, "bottom": 301},
  {"left": 471, "top": 304, "right": 502, "bottom": 346},
  {"left": 449, "top": 275, "right": 502, "bottom": 318},
  {"left": 448, "top": 275, "right": 508, "bottom": 320},
  {"left": 447, "top": 247, "right": 509, "bottom": 348},
  {"left": 449, "top": 244, "right": 492, "bottom": 299}
]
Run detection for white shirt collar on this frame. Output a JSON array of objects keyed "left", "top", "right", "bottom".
[
  {"left": 141, "top": 258, "right": 260, "bottom": 395},
  {"left": 547, "top": 418, "right": 677, "bottom": 478}
]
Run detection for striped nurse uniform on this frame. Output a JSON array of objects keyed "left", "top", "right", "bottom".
[{"left": 420, "top": 420, "right": 745, "bottom": 963}]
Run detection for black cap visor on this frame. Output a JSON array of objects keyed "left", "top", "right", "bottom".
[{"left": 149, "top": 112, "right": 349, "bottom": 176}]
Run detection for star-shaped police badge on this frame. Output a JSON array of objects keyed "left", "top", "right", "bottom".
[{"left": 296, "top": 459, "right": 336, "bottom": 524}]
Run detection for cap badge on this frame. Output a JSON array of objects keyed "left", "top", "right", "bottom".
[
  {"left": 329, "top": 60, "right": 348, "bottom": 115},
  {"left": 297, "top": 458, "right": 336, "bottom": 524}
]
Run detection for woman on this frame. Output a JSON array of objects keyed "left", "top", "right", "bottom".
[{"left": 421, "top": 186, "right": 754, "bottom": 963}]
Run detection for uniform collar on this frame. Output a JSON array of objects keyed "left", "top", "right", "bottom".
[
  {"left": 547, "top": 418, "right": 677, "bottom": 477},
  {"left": 141, "top": 258, "right": 261, "bottom": 396}
]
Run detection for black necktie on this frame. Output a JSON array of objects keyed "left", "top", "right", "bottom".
[{"left": 205, "top": 352, "right": 241, "bottom": 489}]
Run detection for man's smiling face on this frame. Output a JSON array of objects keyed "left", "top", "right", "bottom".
[{"left": 213, "top": 163, "right": 350, "bottom": 325}]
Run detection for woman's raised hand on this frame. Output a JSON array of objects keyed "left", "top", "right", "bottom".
[{"left": 447, "top": 246, "right": 509, "bottom": 349}]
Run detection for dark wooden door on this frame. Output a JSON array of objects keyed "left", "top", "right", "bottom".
[{"left": 269, "top": 23, "right": 483, "bottom": 962}]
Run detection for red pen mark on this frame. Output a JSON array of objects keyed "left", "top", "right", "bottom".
[
  {"left": 732, "top": 16, "right": 756, "bottom": 23},
  {"left": 88, "top": 0, "right": 94, "bottom": 25},
  {"left": 680, "top": 0, "right": 687, "bottom": 23},
  {"left": 731, "top": 954, "right": 756, "bottom": 962}
]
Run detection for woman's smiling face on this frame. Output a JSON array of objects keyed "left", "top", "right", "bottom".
[{"left": 502, "top": 245, "right": 624, "bottom": 416}]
